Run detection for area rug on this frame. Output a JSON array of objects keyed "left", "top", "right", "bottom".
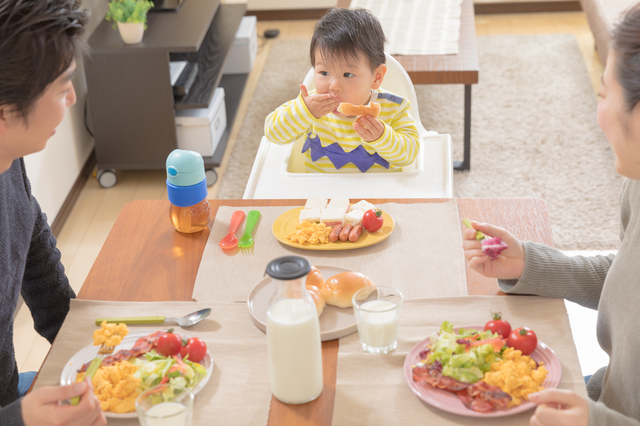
[{"left": 217, "top": 34, "right": 623, "bottom": 251}]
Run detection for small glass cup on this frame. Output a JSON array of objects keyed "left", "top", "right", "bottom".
[
  {"left": 352, "top": 286, "right": 403, "bottom": 354},
  {"left": 136, "top": 385, "right": 194, "bottom": 426}
]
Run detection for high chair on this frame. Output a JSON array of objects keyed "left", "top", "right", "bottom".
[{"left": 243, "top": 53, "right": 453, "bottom": 199}]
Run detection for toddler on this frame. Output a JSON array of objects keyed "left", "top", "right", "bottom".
[{"left": 264, "top": 8, "right": 420, "bottom": 173}]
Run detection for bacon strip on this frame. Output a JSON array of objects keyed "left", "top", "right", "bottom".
[
  {"left": 412, "top": 363, "right": 512, "bottom": 412},
  {"left": 78, "top": 330, "right": 165, "bottom": 372}
]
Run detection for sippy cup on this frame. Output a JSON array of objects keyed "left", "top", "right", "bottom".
[{"left": 166, "top": 149, "right": 211, "bottom": 233}]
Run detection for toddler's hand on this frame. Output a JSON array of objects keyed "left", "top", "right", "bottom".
[
  {"left": 300, "top": 84, "right": 339, "bottom": 119},
  {"left": 462, "top": 221, "right": 525, "bottom": 280},
  {"left": 354, "top": 115, "right": 384, "bottom": 141}
]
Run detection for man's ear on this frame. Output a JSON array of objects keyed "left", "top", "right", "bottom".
[
  {"left": 0, "top": 106, "right": 10, "bottom": 134},
  {"left": 371, "top": 64, "right": 387, "bottom": 90}
]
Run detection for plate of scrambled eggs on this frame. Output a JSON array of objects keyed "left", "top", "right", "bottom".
[
  {"left": 60, "top": 329, "right": 214, "bottom": 419},
  {"left": 404, "top": 326, "right": 561, "bottom": 418},
  {"left": 272, "top": 207, "right": 395, "bottom": 250}
]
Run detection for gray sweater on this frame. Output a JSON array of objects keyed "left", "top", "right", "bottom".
[
  {"left": 499, "top": 177, "right": 640, "bottom": 425},
  {"left": 0, "top": 159, "right": 75, "bottom": 425}
]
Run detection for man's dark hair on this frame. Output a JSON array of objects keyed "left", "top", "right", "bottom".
[
  {"left": 310, "top": 8, "right": 386, "bottom": 72},
  {"left": 612, "top": 4, "right": 640, "bottom": 111},
  {"left": 0, "top": 0, "right": 87, "bottom": 120}
]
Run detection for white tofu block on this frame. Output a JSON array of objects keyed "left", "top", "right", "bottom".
[
  {"left": 350, "top": 200, "right": 376, "bottom": 212},
  {"left": 327, "top": 198, "right": 350, "bottom": 213},
  {"left": 304, "top": 197, "right": 328, "bottom": 210},
  {"left": 320, "top": 208, "right": 345, "bottom": 225},
  {"left": 299, "top": 209, "right": 321, "bottom": 223},
  {"left": 343, "top": 210, "right": 364, "bottom": 227}
]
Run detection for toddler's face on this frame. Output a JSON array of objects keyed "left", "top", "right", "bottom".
[{"left": 313, "top": 49, "right": 386, "bottom": 115}]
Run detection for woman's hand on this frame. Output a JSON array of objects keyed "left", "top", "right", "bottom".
[
  {"left": 529, "top": 389, "right": 589, "bottom": 426},
  {"left": 354, "top": 115, "right": 384, "bottom": 141},
  {"left": 462, "top": 221, "right": 525, "bottom": 280},
  {"left": 300, "top": 84, "right": 339, "bottom": 119},
  {"left": 21, "top": 378, "right": 106, "bottom": 426}
]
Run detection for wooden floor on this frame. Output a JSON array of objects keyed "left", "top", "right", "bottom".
[{"left": 13, "top": 12, "right": 603, "bottom": 373}]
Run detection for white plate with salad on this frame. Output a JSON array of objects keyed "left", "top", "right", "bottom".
[{"left": 60, "top": 329, "right": 213, "bottom": 419}]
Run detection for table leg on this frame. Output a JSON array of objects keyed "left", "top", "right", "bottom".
[{"left": 454, "top": 84, "right": 472, "bottom": 171}]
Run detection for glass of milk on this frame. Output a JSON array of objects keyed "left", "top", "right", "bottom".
[
  {"left": 136, "top": 385, "right": 194, "bottom": 426},
  {"left": 352, "top": 286, "right": 403, "bottom": 354}
]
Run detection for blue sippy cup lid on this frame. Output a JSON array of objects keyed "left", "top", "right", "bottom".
[{"left": 166, "top": 149, "right": 206, "bottom": 187}]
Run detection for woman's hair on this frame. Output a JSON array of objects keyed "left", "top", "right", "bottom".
[
  {"left": 310, "top": 8, "right": 386, "bottom": 72},
  {"left": 0, "top": 0, "right": 87, "bottom": 120},
  {"left": 612, "top": 4, "right": 640, "bottom": 111}
]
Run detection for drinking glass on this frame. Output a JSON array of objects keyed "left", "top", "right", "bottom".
[
  {"left": 136, "top": 385, "right": 194, "bottom": 426},
  {"left": 352, "top": 286, "right": 403, "bottom": 354}
]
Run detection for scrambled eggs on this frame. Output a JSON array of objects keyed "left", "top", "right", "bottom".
[
  {"left": 287, "top": 221, "right": 332, "bottom": 244},
  {"left": 482, "top": 347, "right": 548, "bottom": 406},
  {"left": 78, "top": 361, "right": 140, "bottom": 414},
  {"left": 93, "top": 321, "right": 129, "bottom": 347}
]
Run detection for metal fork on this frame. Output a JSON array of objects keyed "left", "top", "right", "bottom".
[
  {"left": 70, "top": 341, "right": 115, "bottom": 405},
  {"left": 238, "top": 210, "right": 261, "bottom": 250}
]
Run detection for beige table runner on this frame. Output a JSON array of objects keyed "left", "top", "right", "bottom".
[
  {"left": 333, "top": 296, "right": 587, "bottom": 425},
  {"left": 193, "top": 201, "right": 467, "bottom": 302},
  {"left": 33, "top": 300, "right": 271, "bottom": 426}
]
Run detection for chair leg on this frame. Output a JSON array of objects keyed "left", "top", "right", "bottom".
[{"left": 454, "top": 84, "right": 472, "bottom": 171}]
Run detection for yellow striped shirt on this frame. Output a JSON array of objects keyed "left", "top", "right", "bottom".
[{"left": 264, "top": 89, "right": 420, "bottom": 173}]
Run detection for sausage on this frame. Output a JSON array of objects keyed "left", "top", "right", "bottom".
[
  {"left": 339, "top": 224, "right": 353, "bottom": 242},
  {"left": 329, "top": 224, "right": 343, "bottom": 242},
  {"left": 349, "top": 225, "right": 364, "bottom": 242}
]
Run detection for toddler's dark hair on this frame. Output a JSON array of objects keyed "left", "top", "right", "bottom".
[{"left": 310, "top": 8, "right": 386, "bottom": 72}]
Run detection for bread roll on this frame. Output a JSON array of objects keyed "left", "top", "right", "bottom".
[
  {"left": 307, "top": 285, "right": 326, "bottom": 316},
  {"left": 321, "top": 271, "right": 375, "bottom": 308},
  {"left": 306, "top": 266, "right": 324, "bottom": 289}
]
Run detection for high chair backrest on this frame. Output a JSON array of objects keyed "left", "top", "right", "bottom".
[{"left": 302, "top": 53, "right": 422, "bottom": 124}]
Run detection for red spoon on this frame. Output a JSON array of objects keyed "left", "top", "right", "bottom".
[{"left": 219, "top": 210, "right": 245, "bottom": 249}]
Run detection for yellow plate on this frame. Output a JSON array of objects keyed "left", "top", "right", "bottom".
[{"left": 272, "top": 207, "right": 395, "bottom": 250}]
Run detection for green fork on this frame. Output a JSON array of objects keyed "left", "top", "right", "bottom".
[{"left": 238, "top": 210, "right": 261, "bottom": 249}]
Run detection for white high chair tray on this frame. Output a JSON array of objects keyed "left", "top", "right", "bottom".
[{"left": 243, "top": 132, "right": 453, "bottom": 199}]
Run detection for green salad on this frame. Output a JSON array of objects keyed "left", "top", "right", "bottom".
[{"left": 421, "top": 321, "right": 506, "bottom": 383}]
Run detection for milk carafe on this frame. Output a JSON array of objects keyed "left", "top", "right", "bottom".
[{"left": 265, "top": 256, "right": 323, "bottom": 404}]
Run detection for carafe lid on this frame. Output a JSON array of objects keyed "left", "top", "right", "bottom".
[{"left": 265, "top": 256, "right": 311, "bottom": 280}]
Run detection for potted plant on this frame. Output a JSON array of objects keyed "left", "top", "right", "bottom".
[{"left": 105, "top": 0, "right": 154, "bottom": 45}]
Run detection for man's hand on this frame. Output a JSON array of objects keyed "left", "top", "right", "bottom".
[
  {"left": 353, "top": 115, "right": 384, "bottom": 141},
  {"left": 21, "top": 378, "right": 106, "bottom": 426},
  {"left": 300, "top": 84, "right": 339, "bottom": 119},
  {"left": 529, "top": 389, "right": 589, "bottom": 426}
]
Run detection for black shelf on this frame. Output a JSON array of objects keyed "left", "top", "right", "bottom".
[{"left": 172, "top": 3, "right": 246, "bottom": 110}]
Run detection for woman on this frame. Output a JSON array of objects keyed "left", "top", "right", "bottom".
[{"left": 463, "top": 5, "right": 640, "bottom": 426}]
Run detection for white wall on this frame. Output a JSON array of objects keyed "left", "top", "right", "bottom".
[
  {"left": 23, "top": 58, "right": 94, "bottom": 226},
  {"left": 247, "top": 0, "right": 336, "bottom": 10}
]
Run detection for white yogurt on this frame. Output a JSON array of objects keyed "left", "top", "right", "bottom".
[
  {"left": 142, "top": 402, "right": 188, "bottom": 426},
  {"left": 356, "top": 300, "right": 400, "bottom": 348},
  {"left": 267, "top": 298, "right": 323, "bottom": 404}
]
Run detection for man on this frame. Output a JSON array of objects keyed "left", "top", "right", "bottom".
[{"left": 0, "top": 1, "right": 106, "bottom": 424}]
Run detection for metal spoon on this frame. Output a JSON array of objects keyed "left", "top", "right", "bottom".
[
  {"left": 219, "top": 210, "right": 245, "bottom": 249},
  {"left": 95, "top": 308, "right": 212, "bottom": 328}
]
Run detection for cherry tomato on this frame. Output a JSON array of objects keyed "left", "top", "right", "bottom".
[
  {"left": 362, "top": 209, "right": 384, "bottom": 232},
  {"left": 484, "top": 312, "right": 512, "bottom": 339},
  {"left": 507, "top": 327, "right": 538, "bottom": 355},
  {"left": 179, "top": 337, "right": 207, "bottom": 363},
  {"left": 156, "top": 329, "right": 182, "bottom": 356}
]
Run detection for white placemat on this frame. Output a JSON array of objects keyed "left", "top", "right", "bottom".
[
  {"left": 351, "top": 0, "right": 463, "bottom": 55},
  {"left": 193, "top": 201, "right": 467, "bottom": 302}
]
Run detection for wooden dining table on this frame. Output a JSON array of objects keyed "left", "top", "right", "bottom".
[{"left": 71, "top": 197, "right": 554, "bottom": 425}]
